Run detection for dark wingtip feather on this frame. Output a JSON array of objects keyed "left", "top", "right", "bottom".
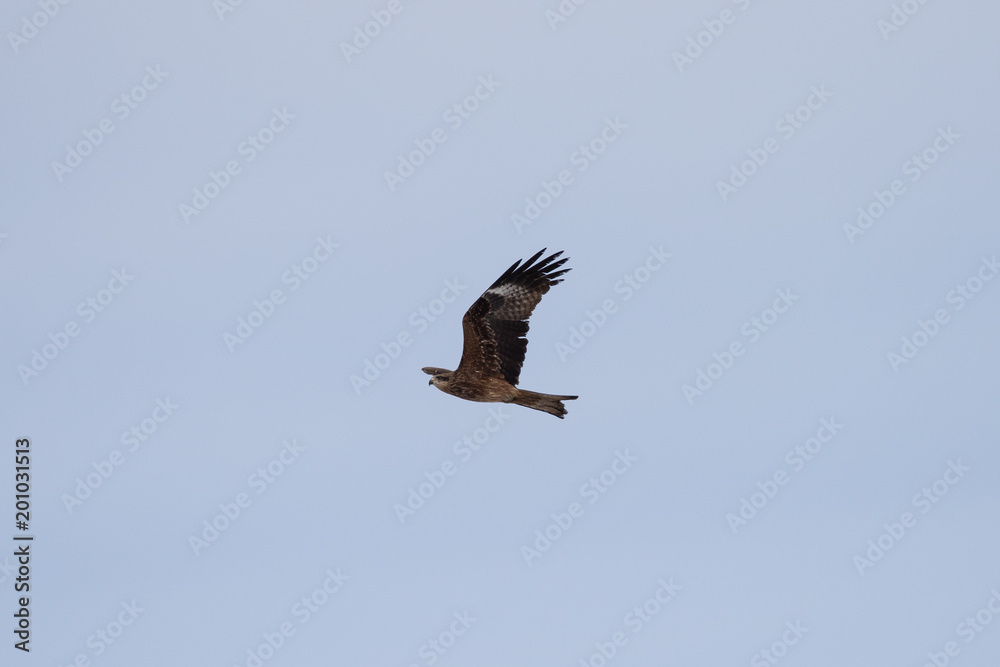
[{"left": 490, "top": 249, "right": 571, "bottom": 290}]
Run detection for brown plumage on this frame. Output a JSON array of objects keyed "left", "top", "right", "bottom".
[{"left": 422, "top": 249, "right": 578, "bottom": 418}]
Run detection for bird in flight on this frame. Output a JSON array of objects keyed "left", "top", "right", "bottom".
[{"left": 422, "top": 249, "right": 578, "bottom": 418}]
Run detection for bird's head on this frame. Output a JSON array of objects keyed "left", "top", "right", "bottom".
[{"left": 421, "top": 367, "right": 453, "bottom": 387}]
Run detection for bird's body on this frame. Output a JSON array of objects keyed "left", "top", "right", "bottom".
[{"left": 422, "top": 249, "right": 578, "bottom": 418}]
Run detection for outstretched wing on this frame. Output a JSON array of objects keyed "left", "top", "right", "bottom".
[{"left": 456, "top": 249, "right": 570, "bottom": 386}]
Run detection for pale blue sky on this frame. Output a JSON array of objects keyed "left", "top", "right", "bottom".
[{"left": 2, "top": 1, "right": 999, "bottom": 665}]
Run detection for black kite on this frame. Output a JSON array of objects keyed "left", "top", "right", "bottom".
[{"left": 422, "top": 249, "right": 578, "bottom": 418}]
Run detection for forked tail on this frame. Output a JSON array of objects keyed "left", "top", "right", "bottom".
[{"left": 511, "top": 389, "right": 578, "bottom": 419}]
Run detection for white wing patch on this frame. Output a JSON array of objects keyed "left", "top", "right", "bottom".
[{"left": 487, "top": 284, "right": 518, "bottom": 297}]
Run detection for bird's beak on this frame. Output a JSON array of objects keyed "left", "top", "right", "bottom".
[{"left": 428, "top": 379, "right": 433, "bottom": 386}]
